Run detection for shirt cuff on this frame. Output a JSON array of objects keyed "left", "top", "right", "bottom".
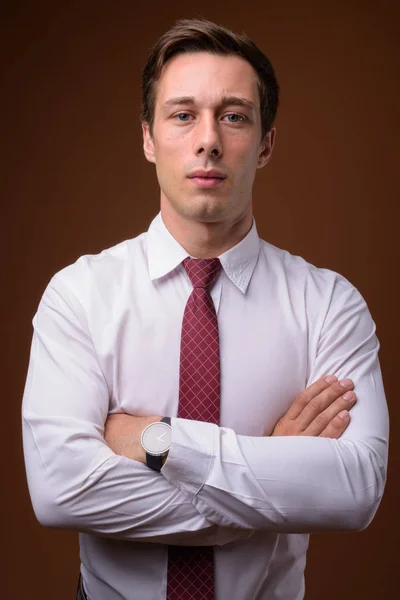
[{"left": 161, "top": 417, "right": 217, "bottom": 499}]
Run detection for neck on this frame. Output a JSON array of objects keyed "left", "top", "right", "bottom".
[{"left": 160, "top": 205, "right": 253, "bottom": 259}]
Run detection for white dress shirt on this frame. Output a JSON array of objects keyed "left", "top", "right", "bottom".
[{"left": 22, "top": 212, "right": 389, "bottom": 600}]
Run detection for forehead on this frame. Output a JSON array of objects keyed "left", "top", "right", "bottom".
[{"left": 156, "top": 52, "right": 260, "bottom": 108}]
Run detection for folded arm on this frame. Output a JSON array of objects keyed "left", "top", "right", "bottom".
[
  {"left": 21, "top": 273, "right": 249, "bottom": 546},
  {"left": 161, "top": 285, "right": 389, "bottom": 533}
]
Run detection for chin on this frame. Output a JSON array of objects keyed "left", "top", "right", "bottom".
[
  {"left": 182, "top": 203, "right": 230, "bottom": 223},
  {"left": 162, "top": 191, "right": 236, "bottom": 224}
]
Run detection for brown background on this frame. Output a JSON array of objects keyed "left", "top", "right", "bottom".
[{"left": 1, "top": 1, "right": 399, "bottom": 598}]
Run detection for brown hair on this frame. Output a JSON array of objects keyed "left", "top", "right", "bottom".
[{"left": 141, "top": 18, "right": 280, "bottom": 140}]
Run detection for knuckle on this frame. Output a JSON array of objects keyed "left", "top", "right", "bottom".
[
  {"left": 325, "top": 385, "right": 341, "bottom": 399},
  {"left": 295, "top": 393, "right": 308, "bottom": 406},
  {"left": 314, "top": 413, "right": 328, "bottom": 429},
  {"left": 325, "top": 383, "right": 340, "bottom": 396},
  {"left": 308, "top": 398, "right": 323, "bottom": 411},
  {"left": 276, "top": 417, "right": 297, "bottom": 436}
]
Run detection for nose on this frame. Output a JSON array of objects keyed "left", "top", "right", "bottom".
[{"left": 194, "top": 116, "right": 222, "bottom": 159}]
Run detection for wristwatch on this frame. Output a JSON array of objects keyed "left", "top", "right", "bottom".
[{"left": 140, "top": 417, "right": 172, "bottom": 471}]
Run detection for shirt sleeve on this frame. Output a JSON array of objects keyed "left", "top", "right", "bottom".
[
  {"left": 162, "top": 284, "right": 389, "bottom": 533},
  {"left": 21, "top": 273, "right": 251, "bottom": 546}
]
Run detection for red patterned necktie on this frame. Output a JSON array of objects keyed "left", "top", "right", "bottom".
[{"left": 167, "top": 257, "right": 222, "bottom": 600}]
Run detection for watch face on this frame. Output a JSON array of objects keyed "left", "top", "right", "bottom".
[{"left": 141, "top": 422, "right": 172, "bottom": 456}]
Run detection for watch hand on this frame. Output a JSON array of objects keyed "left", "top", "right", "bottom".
[{"left": 157, "top": 432, "right": 167, "bottom": 443}]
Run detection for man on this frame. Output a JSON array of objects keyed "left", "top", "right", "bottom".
[{"left": 22, "top": 18, "right": 389, "bottom": 600}]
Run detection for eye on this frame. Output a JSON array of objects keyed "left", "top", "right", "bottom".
[
  {"left": 223, "top": 113, "right": 246, "bottom": 123},
  {"left": 174, "top": 113, "right": 193, "bottom": 122}
]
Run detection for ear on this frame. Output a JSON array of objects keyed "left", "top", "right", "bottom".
[
  {"left": 257, "top": 127, "right": 276, "bottom": 170},
  {"left": 142, "top": 122, "right": 156, "bottom": 164}
]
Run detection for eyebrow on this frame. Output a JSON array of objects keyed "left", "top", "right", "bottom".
[{"left": 161, "top": 95, "right": 257, "bottom": 111}]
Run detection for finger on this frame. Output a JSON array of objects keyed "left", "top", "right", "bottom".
[
  {"left": 285, "top": 375, "right": 338, "bottom": 420},
  {"left": 297, "top": 379, "right": 354, "bottom": 431},
  {"left": 318, "top": 410, "right": 351, "bottom": 439},
  {"left": 303, "top": 391, "right": 357, "bottom": 436}
]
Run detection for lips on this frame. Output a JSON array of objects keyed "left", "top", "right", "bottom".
[
  {"left": 188, "top": 170, "right": 226, "bottom": 180},
  {"left": 188, "top": 175, "right": 226, "bottom": 188}
]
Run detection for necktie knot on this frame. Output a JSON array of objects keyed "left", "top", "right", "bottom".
[{"left": 183, "top": 257, "right": 221, "bottom": 289}]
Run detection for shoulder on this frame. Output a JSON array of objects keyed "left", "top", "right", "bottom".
[
  {"left": 259, "top": 237, "right": 361, "bottom": 309},
  {"left": 45, "top": 231, "right": 148, "bottom": 305}
]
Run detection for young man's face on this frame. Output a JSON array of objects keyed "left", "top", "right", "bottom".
[{"left": 142, "top": 52, "right": 275, "bottom": 226}]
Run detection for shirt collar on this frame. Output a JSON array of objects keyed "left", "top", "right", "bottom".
[{"left": 146, "top": 211, "right": 260, "bottom": 294}]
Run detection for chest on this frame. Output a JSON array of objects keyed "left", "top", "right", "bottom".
[{"left": 92, "top": 277, "right": 312, "bottom": 436}]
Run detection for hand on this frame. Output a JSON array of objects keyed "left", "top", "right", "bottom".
[
  {"left": 104, "top": 413, "right": 163, "bottom": 463},
  {"left": 270, "top": 375, "right": 356, "bottom": 438}
]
